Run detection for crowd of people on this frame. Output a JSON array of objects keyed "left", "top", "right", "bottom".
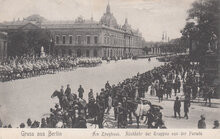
[
  {"left": 0, "top": 56, "right": 102, "bottom": 82},
  {"left": 0, "top": 55, "right": 219, "bottom": 129}
]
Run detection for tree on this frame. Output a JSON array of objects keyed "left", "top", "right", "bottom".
[
  {"left": 7, "top": 29, "right": 52, "bottom": 57},
  {"left": 181, "top": 0, "right": 220, "bottom": 58}
]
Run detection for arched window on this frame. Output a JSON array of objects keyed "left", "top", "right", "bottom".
[
  {"left": 56, "top": 36, "right": 59, "bottom": 44},
  {"left": 77, "top": 36, "right": 81, "bottom": 44},
  {"left": 69, "top": 36, "right": 73, "bottom": 44},
  {"left": 62, "top": 36, "right": 66, "bottom": 44},
  {"left": 87, "top": 36, "right": 90, "bottom": 44},
  {"left": 94, "top": 36, "right": 98, "bottom": 44}
]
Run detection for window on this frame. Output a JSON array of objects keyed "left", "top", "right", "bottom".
[
  {"left": 104, "top": 49, "right": 106, "bottom": 57},
  {"left": 94, "top": 36, "right": 98, "bottom": 44},
  {"left": 56, "top": 36, "right": 59, "bottom": 44},
  {"left": 77, "top": 36, "right": 81, "bottom": 44},
  {"left": 69, "top": 36, "right": 72, "bottom": 44},
  {"left": 62, "top": 36, "right": 66, "bottom": 44},
  {"left": 87, "top": 36, "right": 90, "bottom": 44}
]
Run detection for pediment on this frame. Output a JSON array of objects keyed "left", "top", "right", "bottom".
[{"left": 19, "top": 23, "right": 40, "bottom": 30}]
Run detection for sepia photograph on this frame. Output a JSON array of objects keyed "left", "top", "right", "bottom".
[{"left": 0, "top": 0, "right": 219, "bottom": 133}]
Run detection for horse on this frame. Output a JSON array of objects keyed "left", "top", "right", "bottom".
[
  {"left": 126, "top": 99, "right": 163, "bottom": 128},
  {"left": 51, "top": 90, "right": 66, "bottom": 110},
  {"left": 126, "top": 99, "right": 151, "bottom": 128}
]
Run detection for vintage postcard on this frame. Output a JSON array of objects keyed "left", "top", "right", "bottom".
[{"left": 0, "top": 0, "right": 219, "bottom": 138}]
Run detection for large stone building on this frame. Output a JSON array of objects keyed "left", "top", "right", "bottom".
[{"left": 0, "top": 3, "right": 145, "bottom": 58}]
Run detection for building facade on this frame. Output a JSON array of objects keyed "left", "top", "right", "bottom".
[
  {"left": 0, "top": 3, "right": 145, "bottom": 58},
  {"left": 0, "top": 32, "right": 7, "bottom": 59}
]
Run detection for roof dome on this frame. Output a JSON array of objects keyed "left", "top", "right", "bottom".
[
  {"left": 100, "top": 3, "right": 118, "bottom": 28},
  {"left": 24, "top": 14, "right": 46, "bottom": 23},
  {"left": 122, "top": 18, "right": 132, "bottom": 33}
]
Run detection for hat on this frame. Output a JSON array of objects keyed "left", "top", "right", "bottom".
[
  {"left": 200, "top": 115, "right": 205, "bottom": 119},
  {"left": 19, "top": 123, "right": 25, "bottom": 128},
  {"left": 55, "top": 104, "right": 59, "bottom": 108},
  {"left": 214, "top": 120, "right": 219, "bottom": 125}
]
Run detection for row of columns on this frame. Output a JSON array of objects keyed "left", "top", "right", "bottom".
[{"left": 149, "top": 47, "right": 160, "bottom": 55}]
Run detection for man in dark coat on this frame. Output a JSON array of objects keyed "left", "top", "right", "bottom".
[
  {"left": 88, "top": 89, "right": 94, "bottom": 102},
  {"left": 157, "top": 85, "right": 164, "bottom": 103},
  {"left": 96, "top": 96, "right": 105, "bottom": 128},
  {"left": 113, "top": 96, "right": 119, "bottom": 120},
  {"left": 205, "top": 87, "right": 213, "bottom": 107},
  {"left": 183, "top": 98, "right": 190, "bottom": 119},
  {"left": 105, "top": 81, "right": 111, "bottom": 90},
  {"left": 174, "top": 97, "right": 181, "bottom": 118},
  {"left": 173, "top": 81, "right": 178, "bottom": 96},
  {"left": 65, "top": 84, "right": 71, "bottom": 96},
  {"left": 164, "top": 81, "right": 172, "bottom": 99},
  {"left": 78, "top": 85, "right": 84, "bottom": 99},
  {"left": 176, "top": 78, "right": 181, "bottom": 93},
  {"left": 60, "top": 86, "right": 64, "bottom": 95},
  {"left": 198, "top": 115, "right": 206, "bottom": 129},
  {"left": 213, "top": 120, "right": 219, "bottom": 129},
  {"left": 117, "top": 102, "right": 127, "bottom": 128},
  {"left": 40, "top": 118, "right": 47, "bottom": 128}
]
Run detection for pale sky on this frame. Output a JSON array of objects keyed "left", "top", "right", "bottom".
[{"left": 0, "top": 0, "right": 196, "bottom": 41}]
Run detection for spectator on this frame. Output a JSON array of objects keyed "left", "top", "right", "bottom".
[
  {"left": 174, "top": 97, "right": 181, "bottom": 118},
  {"left": 213, "top": 120, "right": 219, "bottom": 129},
  {"left": 198, "top": 115, "right": 206, "bottom": 129}
]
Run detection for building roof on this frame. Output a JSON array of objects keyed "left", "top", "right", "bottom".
[
  {"left": 100, "top": 3, "right": 118, "bottom": 28},
  {"left": 0, "top": 4, "right": 142, "bottom": 37}
]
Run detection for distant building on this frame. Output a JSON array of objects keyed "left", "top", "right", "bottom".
[
  {"left": 0, "top": 3, "right": 145, "bottom": 58},
  {"left": 0, "top": 32, "right": 7, "bottom": 59}
]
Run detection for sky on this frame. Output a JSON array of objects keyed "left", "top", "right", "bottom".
[{"left": 0, "top": 0, "right": 196, "bottom": 41}]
